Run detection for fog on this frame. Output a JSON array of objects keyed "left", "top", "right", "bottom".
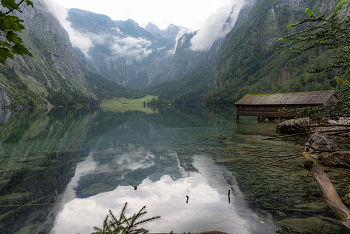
[
  {"left": 190, "top": 0, "right": 245, "bottom": 51},
  {"left": 43, "top": 0, "right": 93, "bottom": 55}
]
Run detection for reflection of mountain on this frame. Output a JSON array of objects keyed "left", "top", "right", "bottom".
[
  {"left": 74, "top": 106, "right": 239, "bottom": 199},
  {"left": 0, "top": 109, "right": 12, "bottom": 126},
  {"left": 0, "top": 106, "right": 238, "bottom": 233},
  {"left": 0, "top": 108, "right": 97, "bottom": 234},
  {"left": 75, "top": 149, "right": 183, "bottom": 198},
  {"left": 75, "top": 119, "right": 190, "bottom": 198}
]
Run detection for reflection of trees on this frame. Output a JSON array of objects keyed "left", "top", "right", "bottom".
[
  {"left": 0, "top": 109, "right": 12, "bottom": 126},
  {"left": 74, "top": 106, "right": 239, "bottom": 199},
  {"left": 0, "top": 108, "right": 97, "bottom": 234},
  {"left": 0, "top": 105, "right": 239, "bottom": 233}
]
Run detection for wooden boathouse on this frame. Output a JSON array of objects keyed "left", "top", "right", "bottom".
[{"left": 234, "top": 90, "right": 341, "bottom": 122}]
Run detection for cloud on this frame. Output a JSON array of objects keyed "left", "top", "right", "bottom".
[
  {"left": 43, "top": 0, "right": 153, "bottom": 60},
  {"left": 43, "top": 0, "right": 93, "bottom": 55},
  {"left": 167, "top": 27, "right": 193, "bottom": 55},
  {"left": 110, "top": 36, "right": 153, "bottom": 61},
  {"left": 190, "top": 0, "right": 245, "bottom": 51}
]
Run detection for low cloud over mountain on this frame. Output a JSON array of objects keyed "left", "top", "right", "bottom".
[
  {"left": 190, "top": 0, "right": 245, "bottom": 51},
  {"left": 43, "top": 1, "right": 154, "bottom": 60}
]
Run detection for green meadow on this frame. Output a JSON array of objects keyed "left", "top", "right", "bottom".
[{"left": 100, "top": 95, "right": 158, "bottom": 114}]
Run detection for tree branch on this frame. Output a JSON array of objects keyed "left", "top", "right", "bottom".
[
  {"left": 323, "top": 18, "right": 350, "bottom": 41},
  {"left": 4, "top": 0, "right": 25, "bottom": 15}
]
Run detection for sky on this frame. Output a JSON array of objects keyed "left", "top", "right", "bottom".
[{"left": 53, "top": 0, "right": 243, "bottom": 30}]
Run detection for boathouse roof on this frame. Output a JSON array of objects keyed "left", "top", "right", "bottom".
[{"left": 234, "top": 90, "right": 340, "bottom": 106}]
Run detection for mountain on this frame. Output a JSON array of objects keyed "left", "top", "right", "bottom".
[
  {"left": 141, "top": 1, "right": 256, "bottom": 104},
  {"left": 145, "top": 23, "right": 187, "bottom": 39},
  {"left": 0, "top": 0, "right": 138, "bottom": 107},
  {"left": 144, "top": 0, "right": 349, "bottom": 105},
  {"left": 3, "top": 0, "right": 344, "bottom": 108},
  {"left": 67, "top": 9, "right": 186, "bottom": 89},
  {"left": 67, "top": 9, "right": 223, "bottom": 90},
  {"left": 0, "top": 0, "right": 244, "bottom": 107}
]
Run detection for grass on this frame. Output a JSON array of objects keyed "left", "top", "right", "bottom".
[{"left": 100, "top": 95, "right": 158, "bottom": 114}]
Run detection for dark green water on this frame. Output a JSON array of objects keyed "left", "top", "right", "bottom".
[{"left": 0, "top": 106, "right": 349, "bottom": 234}]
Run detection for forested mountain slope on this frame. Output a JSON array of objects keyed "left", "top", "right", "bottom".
[{"left": 206, "top": 0, "right": 350, "bottom": 104}]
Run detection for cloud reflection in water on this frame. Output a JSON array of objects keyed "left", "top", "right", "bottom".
[{"left": 51, "top": 154, "right": 279, "bottom": 234}]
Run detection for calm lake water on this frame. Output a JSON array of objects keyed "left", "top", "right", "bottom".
[{"left": 0, "top": 106, "right": 349, "bottom": 234}]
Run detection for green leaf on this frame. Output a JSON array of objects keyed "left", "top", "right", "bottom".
[
  {"left": 6, "top": 30, "right": 16, "bottom": 42},
  {"left": 11, "top": 43, "right": 33, "bottom": 57},
  {"left": 1, "top": 0, "right": 19, "bottom": 10},
  {"left": 0, "top": 47, "right": 14, "bottom": 64},
  {"left": 25, "top": 0, "right": 33, "bottom": 7}
]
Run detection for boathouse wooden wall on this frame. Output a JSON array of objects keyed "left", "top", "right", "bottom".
[
  {"left": 235, "top": 104, "right": 319, "bottom": 117},
  {"left": 234, "top": 91, "right": 341, "bottom": 121}
]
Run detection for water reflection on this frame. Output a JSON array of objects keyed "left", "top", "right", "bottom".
[
  {"left": 0, "top": 106, "right": 347, "bottom": 234},
  {"left": 0, "top": 109, "right": 12, "bottom": 126},
  {"left": 51, "top": 154, "right": 279, "bottom": 234}
]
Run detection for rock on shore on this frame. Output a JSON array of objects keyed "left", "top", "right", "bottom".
[
  {"left": 305, "top": 132, "right": 350, "bottom": 167},
  {"left": 276, "top": 118, "right": 314, "bottom": 134}
]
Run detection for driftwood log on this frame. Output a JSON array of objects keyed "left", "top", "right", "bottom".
[{"left": 303, "top": 152, "right": 350, "bottom": 230}]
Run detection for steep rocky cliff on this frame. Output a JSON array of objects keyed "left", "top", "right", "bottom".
[{"left": 0, "top": 0, "right": 91, "bottom": 107}]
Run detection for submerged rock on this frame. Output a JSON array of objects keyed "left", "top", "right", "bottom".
[
  {"left": 276, "top": 118, "right": 314, "bottom": 134},
  {"left": 280, "top": 217, "right": 342, "bottom": 234}
]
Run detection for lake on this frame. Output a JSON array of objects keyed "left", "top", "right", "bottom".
[{"left": 0, "top": 106, "right": 348, "bottom": 234}]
